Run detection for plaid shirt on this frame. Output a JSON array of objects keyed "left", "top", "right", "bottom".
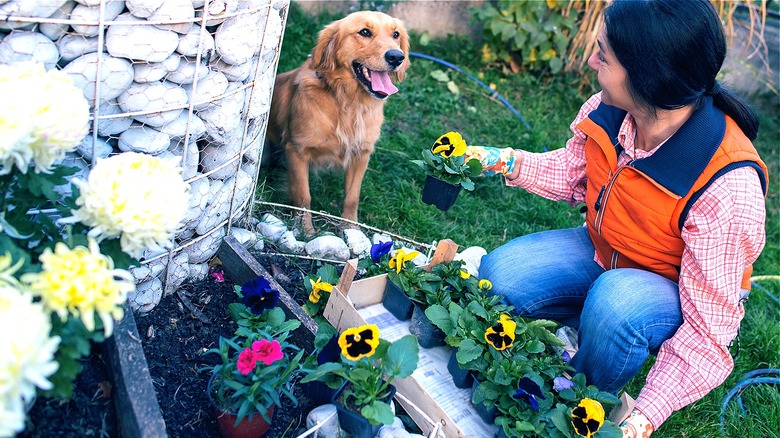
[{"left": 507, "top": 93, "right": 767, "bottom": 428}]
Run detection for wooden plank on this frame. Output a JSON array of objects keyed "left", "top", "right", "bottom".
[
  {"left": 217, "top": 235, "right": 317, "bottom": 352},
  {"left": 427, "top": 238, "right": 459, "bottom": 269},
  {"left": 336, "top": 259, "right": 358, "bottom": 296}
]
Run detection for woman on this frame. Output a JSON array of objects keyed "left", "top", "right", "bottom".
[{"left": 471, "top": 0, "right": 768, "bottom": 436}]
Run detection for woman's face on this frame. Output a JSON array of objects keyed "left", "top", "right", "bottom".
[{"left": 587, "top": 27, "right": 633, "bottom": 111}]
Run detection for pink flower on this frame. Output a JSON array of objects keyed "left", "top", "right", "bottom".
[
  {"left": 252, "top": 339, "right": 284, "bottom": 365},
  {"left": 236, "top": 347, "right": 257, "bottom": 375}
]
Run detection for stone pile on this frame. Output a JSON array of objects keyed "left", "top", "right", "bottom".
[{"left": 0, "top": 0, "right": 289, "bottom": 312}]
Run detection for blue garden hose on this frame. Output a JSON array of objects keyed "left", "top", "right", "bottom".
[
  {"left": 409, "top": 52, "right": 532, "bottom": 131},
  {"left": 719, "top": 369, "right": 780, "bottom": 435}
]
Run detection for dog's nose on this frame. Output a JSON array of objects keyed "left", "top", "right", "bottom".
[{"left": 385, "top": 50, "right": 405, "bottom": 68}]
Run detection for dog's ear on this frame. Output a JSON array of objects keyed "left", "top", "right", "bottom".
[
  {"left": 394, "top": 19, "right": 411, "bottom": 83},
  {"left": 311, "top": 19, "right": 342, "bottom": 73}
]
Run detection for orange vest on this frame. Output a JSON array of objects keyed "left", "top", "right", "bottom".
[{"left": 577, "top": 98, "right": 768, "bottom": 290}]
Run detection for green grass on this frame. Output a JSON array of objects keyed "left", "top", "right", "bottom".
[{"left": 258, "top": 5, "right": 779, "bottom": 436}]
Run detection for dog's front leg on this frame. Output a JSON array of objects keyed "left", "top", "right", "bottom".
[
  {"left": 286, "top": 146, "right": 314, "bottom": 236},
  {"left": 342, "top": 151, "right": 370, "bottom": 227}
]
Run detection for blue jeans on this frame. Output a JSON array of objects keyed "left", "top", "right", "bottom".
[{"left": 478, "top": 226, "right": 683, "bottom": 393}]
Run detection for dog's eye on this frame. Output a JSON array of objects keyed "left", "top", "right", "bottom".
[
  {"left": 392, "top": 31, "right": 400, "bottom": 39},
  {"left": 358, "top": 28, "right": 372, "bottom": 38}
]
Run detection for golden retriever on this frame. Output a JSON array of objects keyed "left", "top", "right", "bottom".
[{"left": 266, "top": 11, "right": 410, "bottom": 234}]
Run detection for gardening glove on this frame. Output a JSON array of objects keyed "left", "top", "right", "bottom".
[
  {"left": 464, "top": 145, "right": 519, "bottom": 177},
  {"left": 620, "top": 410, "right": 654, "bottom": 438}
]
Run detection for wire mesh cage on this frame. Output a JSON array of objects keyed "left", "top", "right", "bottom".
[{"left": 0, "top": 0, "right": 290, "bottom": 312}]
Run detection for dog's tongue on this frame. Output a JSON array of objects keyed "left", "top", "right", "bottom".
[{"left": 370, "top": 70, "right": 398, "bottom": 96}]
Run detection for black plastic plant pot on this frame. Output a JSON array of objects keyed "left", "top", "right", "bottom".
[
  {"left": 447, "top": 347, "right": 474, "bottom": 389},
  {"left": 332, "top": 382, "right": 396, "bottom": 438},
  {"left": 301, "top": 380, "right": 337, "bottom": 406},
  {"left": 421, "top": 175, "right": 462, "bottom": 211},
  {"left": 471, "top": 380, "right": 497, "bottom": 424},
  {"left": 381, "top": 279, "right": 414, "bottom": 321},
  {"left": 409, "top": 304, "right": 446, "bottom": 348}
]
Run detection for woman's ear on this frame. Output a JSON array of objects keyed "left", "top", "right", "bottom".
[{"left": 310, "top": 19, "right": 342, "bottom": 73}]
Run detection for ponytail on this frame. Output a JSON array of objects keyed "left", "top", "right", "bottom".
[{"left": 707, "top": 81, "right": 760, "bottom": 141}]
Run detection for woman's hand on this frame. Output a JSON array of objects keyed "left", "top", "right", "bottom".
[
  {"left": 620, "top": 410, "right": 654, "bottom": 438},
  {"left": 464, "top": 146, "right": 520, "bottom": 177}
]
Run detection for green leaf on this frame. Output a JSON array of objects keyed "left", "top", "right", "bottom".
[
  {"left": 551, "top": 407, "right": 573, "bottom": 436},
  {"left": 446, "top": 81, "right": 460, "bottom": 95},
  {"left": 384, "top": 334, "right": 419, "bottom": 379},
  {"left": 361, "top": 399, "right": 395, "bottom": 425},
  {"left": 430, "top": 70, "right": 450, "bottom": 82},
  {"left": 595, "top": 421, "right": 624, "bottom": 438},
  {"left": 227, "top": 303, "right": 247, "bottom": 322},
  {"left": 425, "top": 304, "right": 453, "bottom": 333},
  {"left": 456, "top": 339, "right": 483, "bottom": 363},
  {"left": 525, "top": 339, "right": 546, "bottom": 354}
]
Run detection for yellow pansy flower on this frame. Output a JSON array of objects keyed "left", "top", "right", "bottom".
[
  {"left": 485, "top": 314, "right": 516, "bottom": 350},
  {"left": 388, "top": 249, "right": 420, "bottom": 274},
  {"left": 338, "top": 324, "right": 381, "bottom": 361},
  {"left": 431, "top": 132, "right": 467, "bottom": 158},
  {"left": 571, "top": 398, "right": 605, "bottom": 437},
  {"left": 308, "top": 277, "right": 333, "bottom": 304}
]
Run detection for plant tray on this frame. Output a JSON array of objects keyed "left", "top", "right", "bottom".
[{"left": 323, "top": 239, "right": 499, "bottom": 438}]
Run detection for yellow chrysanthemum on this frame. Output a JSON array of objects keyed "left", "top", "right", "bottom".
[
  {"left": 571, "top": 398, "right": 605, "bottom": 437},
  {"left": 308, "top": 277, "right": 333, "bottom": 304},
  {"left": 459, "top": 270, "right": 471, "bottom": 280},
  {"left": 338, "top": 324, "right": 380, "bottom": 361},
  {"left": 388, "top": 249, "right": 420, "bottom": 274},
  {"left": 21, "top": 239, "right": 135, "bottom": 337},
  {"left": 0, "top": 62, "right": 89, "bottom": 175},
  {"left": 71, "top": 152, "right": 190, "bottom": 258},
  {"left": 478, "top": 279, "right": 492, "bottom": 290},
  {"left": 485, "top": 314, "right": 516, "bottom": 351},
  {"left": 0, "top": 285, "right": 60, "bottom": 436},
  {"left": 431, "top": 132, "right": 467, "bottom": 158}
]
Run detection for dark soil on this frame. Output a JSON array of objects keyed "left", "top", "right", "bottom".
[{"left": 22, "top": 252, "right": 327, "bottom": 438}]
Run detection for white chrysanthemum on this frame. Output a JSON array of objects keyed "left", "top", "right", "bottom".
[
  {"left": 21, "top": 239, "right": 135, "bottom": 337},
  {"left": 0, "top": 62, "right": 89, "bottom": 175},
  {"left": 0, "top": 286, "right": 60, "bottom": 437},
  {"left": 71, "top": 152, "right": 190, "bottom": 258}
]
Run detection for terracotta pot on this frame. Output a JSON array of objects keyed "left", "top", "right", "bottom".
[
  {"left": 421, "top": 175, "right": 461, "bottom": 211},
  {"left": 207, "top": 372, "right": 275, "bottom": 438},
  {"left": 331, "top": 382, "right": 397, "bottom": 438},
  {"left": 409, "top": 304, "right": 446, "bottom": 348},
  {"left": 381, "top": 279, "right": 414, "bottom": 320}
]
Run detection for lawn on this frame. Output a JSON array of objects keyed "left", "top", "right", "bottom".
[{"left": 257, "top": 5, "right": 780, "bottom": 437}]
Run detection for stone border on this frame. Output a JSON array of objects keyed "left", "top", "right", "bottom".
[{"left": 105, "top": 235, "right": 319, "bottom": 437}]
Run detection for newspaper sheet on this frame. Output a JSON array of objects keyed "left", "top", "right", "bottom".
[{"left": 359, "top": 303, "right": 499, "bottom": 437}]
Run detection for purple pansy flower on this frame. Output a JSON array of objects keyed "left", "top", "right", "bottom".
[
  {"left": 241, "top": 276, "right": 280, "bottom": 314},
  {"left": 512, "top": 377, "right": 546, "bottom": 412},
  {"left": 317, "top": 334, "right": 341, "bottom": 365},
  {"left": 553, "top": 376, "right": 574, "bottom": 392},
  {"left": 370, "top": 241, "right": 393, "bottom": 263},
  {"left": 561, "top": 351, "right": 571, "bottom": 363}
]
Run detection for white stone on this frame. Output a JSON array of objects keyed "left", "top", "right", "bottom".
[
  {"left": 211, "top": 58, "right": 252, "bottom": 82},
  {"left": 195, "top": 0, "right": 238, "bottom": 26},
  {"left": 168, "top": 138, "right": 199, "bottom": 179},
  {"left": 147, "top": 0, "right": 194, "bottom": 34},
  {"left": 133, "top": 53, "right": 181, "bottom": 83},
  {"left": 183, "top": 70, "right": 228, "bottom": 110},
  {"left": 76, "top": 134, "right": 113, "bottom": 162},
  {"left": 181, "top": 175, "right": 210, "bottom": 227},
  {"left": 128, "top": 278, "right": 163, "bottom": 314},
  {"left": 183, "top": 225, "right": 225, "bottom": 263},
  {"left": 94, "top": 100, "right": 134, "bottom": 137},
  {"left": 74, "top": 0, "right": 101, "bottom": 5},
  {"left": 453, "top": 246, "right": 487, "bottom": 278},
  {"left": 176, "top": 24, "right": 215, "bottom": 59},
  {"left": 305, "top": 236, "right": 350, "bottom": 261},
  {"left": 198, "top": 83, "right": 245, "bottom": 142},
  {"left": 39, "top": 0, "right": 76, "bottom": 41},
  {"left": 305, "top": 404, "right": 342, "bottom": 438},
  {"left": 194, "top": 169, "right": 251, "bottom": 234},
  {"left": 116, "top": 81, "right": 188, "bottom": 127},
  {"left": 247, "top": 70, "right": 273, "bottom": 118},
  {"left": 0, "top": 31, "right": 59, "bottom": 70},
  {"left": 229, "top": 227, "right": 257, "bottom": 247},
  {"left": 199, "top": 140, "right": 240, "bottom": 180},
  {"left": 125, "top": 0, "right": 164, "bottom": 18},
  {"left": 70, "top": 0, "right": 125, "bottom": 37},
  {"left": 158, "top": 110, "right": 207, "bottom": 139},
  {"left": 277, "top": 230, "right": 304, "bottom": 254},
  {"left": 62, "top": 52, "right": 134, "bottom": 103},
  {"left": 118, "top": 124, "right": 171, "bottom": 154},
  {"left": 396, "top": 247, "right": 428, "bottom": 266},
  {"left": 378, "top": 426, "right": 410, "bottom": 438},
  {"left": 56, "top": 33, "right": 99, "bottom": 63},
  {"left": 343, "top": 229, "right": 371, "bottom": 259},
  {"left": 175, "top": 226, "right": 195, "bottom": 241},
  {"left": 214, "top": 6, "right": 262, "bottom": 65},
  {"left": 258, "top": 213, "right": 286, "bottom": 241},
  {"left": 0, "top": 0, "right": 68, "bottom": 30},
  {"left": 130, "top": 262, "right": 165, "bottom": 283},
  {"left": 165, "top": 58, "right": 211, "bottom": 85},
  {"left": 372, "top": 233, "right": 394, "bottom": 246},
  {"left": 189, "top": 262, "right": 209, "bottom": 281},
  {"left": 253, "top": 238, "right": 265, "bottom": 252},
  {"left": 163, "top": 252, "right": 190, "bottom": 296},
  {"left": 106, "top": 13, "right": 179, "bottom": 62}
]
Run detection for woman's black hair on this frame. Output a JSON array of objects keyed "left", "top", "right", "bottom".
[{"left": 604, "top": 0, "right": 759, "bottom": 140}]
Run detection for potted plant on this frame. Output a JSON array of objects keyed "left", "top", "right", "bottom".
[
  {"left": 299, "top": 323, "right": 343, "bottom": 405},
  {"left": 300, "top": 323, "right": 420, "bottom": 438},
  {"left": 411, "top": 131, "right": 483, "bottom": 211},
  {"left": 302, "top": 264, "right": 339, "bottom": 319},
  {"left": 204, "top": 330, "right": 304, "bottom": 438}
]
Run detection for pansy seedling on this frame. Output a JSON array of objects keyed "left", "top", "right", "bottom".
[
  {"left": 308, "top": 277, "right": 333, "bottom": 304},
  {"left": 571, "top": 398, "right": 605, "bottom": 438},
  {"left": 338, "top": 324, "right": 380, "bottom": 361},
  {"left": 485, "top": 313, "right": 516, "bottom": 350},
  {"left": 431, "top": 131, "right": 467, "bottom": 158}
]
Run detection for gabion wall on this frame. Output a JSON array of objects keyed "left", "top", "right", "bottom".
[{"left": 0, "top": 0, "right": 290, "bottom": 313}]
